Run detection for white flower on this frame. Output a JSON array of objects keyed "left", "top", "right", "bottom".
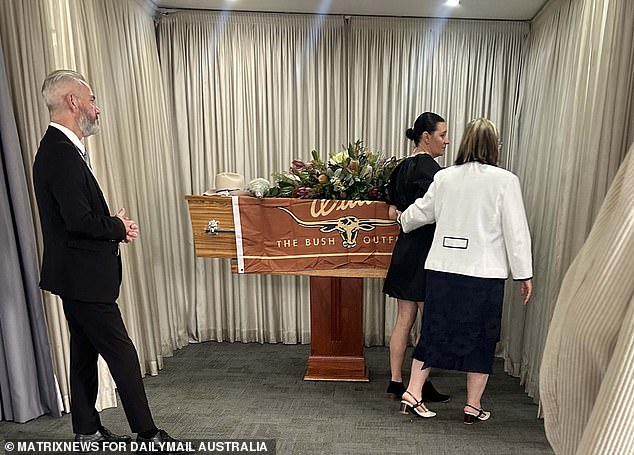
[
  {"left": 332, "top": 177, "right": 345, "bottom": 192},
  {"left": 328, "top": 150, "right": 349, "bottom": 166},
  {"left": 285, "top": 172, "right": 301, "bottom": 182},
  {"left": 247, "top": 178, "right": 271, "bottom": 198}
]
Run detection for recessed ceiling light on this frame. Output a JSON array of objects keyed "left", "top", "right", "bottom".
[{"left": 446, "top": 0, "right": 460, "bottom": 6}]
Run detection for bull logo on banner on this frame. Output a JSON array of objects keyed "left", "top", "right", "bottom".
[{"left": 278, "top": 207, "right": 396, "bottom": 249}]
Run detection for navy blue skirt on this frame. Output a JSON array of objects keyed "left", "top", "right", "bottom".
[{"left": 412, "top": 270, "right": 505, "bottom": 374}]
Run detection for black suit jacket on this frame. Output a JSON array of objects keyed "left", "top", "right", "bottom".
[{"left": 33, "top": 126, "right": 126, "bottom": 302}]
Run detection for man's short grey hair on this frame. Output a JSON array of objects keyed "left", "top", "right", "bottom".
[{"left": 41, "top": 69, "right": 88, "bottom": 112}]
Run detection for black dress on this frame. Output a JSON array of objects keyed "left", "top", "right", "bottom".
[{"left": 382, "top": 153, "right": 441, "bottom": 301}]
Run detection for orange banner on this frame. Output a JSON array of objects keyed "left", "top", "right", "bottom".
[{"left": 235, "top": 197, "right": 399, "bottom": 274}]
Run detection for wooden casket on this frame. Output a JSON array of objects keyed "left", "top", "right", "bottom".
[{"left": 185, "top": 195, "right": 399, "bottom": 380}]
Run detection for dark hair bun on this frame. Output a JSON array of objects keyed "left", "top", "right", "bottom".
[{"left": 405, "top": 128, "right": 416, "bottom": 140}]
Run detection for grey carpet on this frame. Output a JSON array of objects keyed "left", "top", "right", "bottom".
[{"left": 0, "top": 342, "right": 553, "bottom": 454}]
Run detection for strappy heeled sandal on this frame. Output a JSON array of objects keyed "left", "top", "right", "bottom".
[
  {"left": 463, "top": 403, "right": 491, "bottom": 424},
  {"left": 399, "top": 391, "right": 436, "bottom": 418}
]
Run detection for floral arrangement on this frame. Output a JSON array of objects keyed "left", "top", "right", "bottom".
[{"left": 260, "top": 140, "right": 400, "bottom": 201}]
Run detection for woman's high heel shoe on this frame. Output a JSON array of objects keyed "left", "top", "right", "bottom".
[
  {"left": 463, "top": 404, "right": 491, "bottom": 424},
  {"left": 399, "top": 391, "right": 436, "bottom": 418}
]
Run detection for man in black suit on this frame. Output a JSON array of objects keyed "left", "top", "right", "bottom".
[{"left": 33, "top": 70, "right": 182, "bottom": 453}]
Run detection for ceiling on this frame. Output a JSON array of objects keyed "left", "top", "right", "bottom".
[{"left": 153, "top": 0, "right": 550, "bottom": 21}]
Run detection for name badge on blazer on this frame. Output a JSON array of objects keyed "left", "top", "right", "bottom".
[{"left": 443, "top": 236, "right": 469, "bottom": 249}]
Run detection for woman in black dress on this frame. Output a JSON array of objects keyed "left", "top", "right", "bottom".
[{"left": 383, "top": 112, "right": 450, "bottom": 406}]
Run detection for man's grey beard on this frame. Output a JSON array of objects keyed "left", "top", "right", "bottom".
[{"left": 79, "top": 110, "right": 99, "bottom": 137}]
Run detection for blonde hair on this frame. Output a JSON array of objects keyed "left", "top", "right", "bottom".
[
  {"left": 41, "top": 69, "right": 87, "bottom": 113},
  {"left": 455, "top": 118, "right": 499, "bottom": 166}
]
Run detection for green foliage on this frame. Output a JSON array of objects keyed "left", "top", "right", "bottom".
[{"left": 266, "top": 140, "right": 400, "bottom": 201}]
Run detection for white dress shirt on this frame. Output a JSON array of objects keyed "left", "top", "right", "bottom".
[{"left": 400, "top": 162, "right": 533, "bottom": 280}]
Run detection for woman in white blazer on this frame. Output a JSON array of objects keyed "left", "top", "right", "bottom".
[{"left": 396, "top": 118, "right": 533, "bottom": 423}]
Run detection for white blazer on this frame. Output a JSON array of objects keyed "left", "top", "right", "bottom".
[{"left": 399, "top": 162, "right": 533, "bottom": 280}]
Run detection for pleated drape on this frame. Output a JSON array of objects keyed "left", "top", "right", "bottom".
[
  {"left": 540, "top": 144, "right": 634, "bottom": 455},
  {"left": 508, "top": 0, "right": 634, "bottom": 401},
  {"left": 156, "top": 12, "right": 533, "bottom": 350},
  {"left": 0, "top": 32, "right": 61, "bottom": 422},
  {"left": 346, "top": 17, "right": 529, "bottom": 346},
  {"left": 0, "top": 0, "right": 180, "bottom": 411},
  {"left": 1, "top": 0, "right": 632, "bottom": 416}
]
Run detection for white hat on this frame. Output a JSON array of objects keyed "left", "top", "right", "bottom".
[{"left": 203, "top": 172, "right": 246, "bottom": 196}]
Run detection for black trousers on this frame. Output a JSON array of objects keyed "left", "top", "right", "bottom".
[{"left": 62, "top": 298, "right": 156, "bottom": 434}]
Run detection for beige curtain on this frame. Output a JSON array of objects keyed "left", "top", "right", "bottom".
[
  {"left": 2, "top": 0, "right": 632, "bottom": 417},
  {"left": 157, "top": 12, "right": 350, "bottom": 345},
  {"left": 156, "top": 6, "right": 634, "bottom": 404},
  {"left": 0, "top": 0, "right": 182, "bottom": 411},
  {"left": 156, "top": 12, "right": 534, "bottom": 348},
  {"left": 347, "top": 17, "right": 530, "bottom": 345},
  {"left": 504, "top": 0, "right": 634, "bottom": 402},
  {"left": 0, "top": 0, "right": 70, "bottom": 410},
  {"left": 540, "top": 144, "right": 634, "bottom": 455}
]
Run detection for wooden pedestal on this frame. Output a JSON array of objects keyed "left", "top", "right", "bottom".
[
  {"left": 185, "top": 196, "right": 392, "bottom": 382},
  {"left": 304, "top": 276, "right": 368, "bottom": 381}
]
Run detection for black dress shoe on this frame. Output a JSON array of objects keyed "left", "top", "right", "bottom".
[
  {"left": 75, "top": 426, "right": 132, "bottom": 443},
  {"left": 136, "top": 429, "right": 190, "bottom": 454},
  {"left": 422, "top": 380, "right": 451, "bottom": 403},
  {"left": 386, "top": 380, "right": 406, "bottom": 400}
]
